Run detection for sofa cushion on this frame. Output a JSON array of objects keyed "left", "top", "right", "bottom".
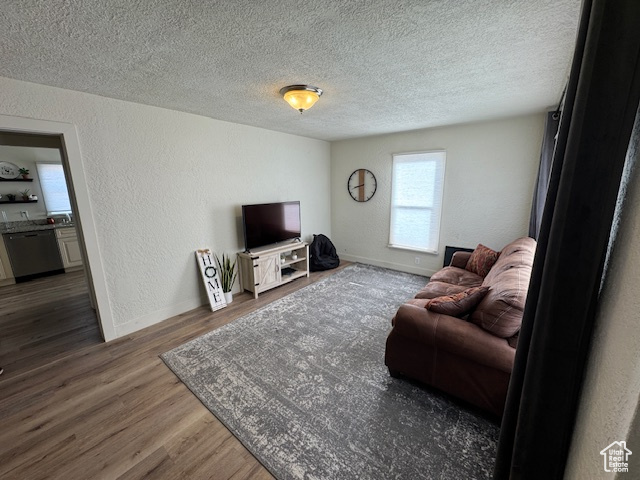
[
  {"left": 469, "top": 237, "right": 536, "bottom": 338},
  {"left": 415, "top": 281, "right": 468, "bottom": 299},
  {"left": 466, "top": 244, "right": 500, "bottom": 277},
  {"left": 430, "top": 266, "right": 484, "bottom": 287},
  {"left": 425, "top": 286, "right": 490, "bottom": 317}
]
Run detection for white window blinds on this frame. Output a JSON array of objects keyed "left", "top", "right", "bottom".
[
  {"left": 389, "top": 151, "right": 446, "bottom": 253},
  {"left": 36, "top": 163, "right": 72, "bottom": 215}
]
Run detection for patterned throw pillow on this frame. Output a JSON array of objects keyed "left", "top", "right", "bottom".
[
  {"left": 465, "top": 244, "right": 500, "bottom": 277},
  {"left": 426, "top": 286, "right": 490, "bottom": 317}
]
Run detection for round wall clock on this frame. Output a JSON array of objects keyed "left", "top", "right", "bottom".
[{"left": 348, "top": 169, "right": 377, "bottom": 202}]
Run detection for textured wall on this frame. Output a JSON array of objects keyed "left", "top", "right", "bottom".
[
  {"left": 0, "top": 76, "right": 331, "bottom": 336},
  {"left": 330, "top": 114, "right": 544, "bottom": 276},
  {"left": 565, "top": 112, "right": 640, "bottom": 479},
  {"left": 0, "top": 145, "right": 61, "bottom": 220}
]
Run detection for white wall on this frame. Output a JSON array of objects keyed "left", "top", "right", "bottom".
[
  {"left": 330, "top": 114, "right": 545, "bottom": 276},
  {"left": 0, "top": 145, "right": 62, "bottom": 220},
  {"left": 0, "top": 76, "right": 331, "bottom": 337},
  {"left": 565, "top": 113, "right": 640, "bottom": 479}
]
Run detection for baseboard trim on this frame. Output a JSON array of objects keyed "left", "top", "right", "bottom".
[
  {"left": 64, "top": 266, "right": 84, "bottom": 273},
  {"left": 340, "top": 254, "right": 437, "bottom": 277},
  {"left": 112, "top": 260, "right": 427, "bottom": 338},
  {"left": 114, "top": 297, "right": 205, "bottom": 337}
]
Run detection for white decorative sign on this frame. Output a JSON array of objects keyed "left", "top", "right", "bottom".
[{"left": 196, "top": 249, "right": 227, "bottom": 312}]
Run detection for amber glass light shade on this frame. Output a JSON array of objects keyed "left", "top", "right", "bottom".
[{"left": 279, "top": 85, "right": 323, "bottom": 113}]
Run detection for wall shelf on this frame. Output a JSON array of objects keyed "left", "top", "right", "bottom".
[
  {"left": 0, "top": 178, "right": 33, "bottom": 182},
  {"left": 0, "top": 199, "right": 38, "bottom": 204}
]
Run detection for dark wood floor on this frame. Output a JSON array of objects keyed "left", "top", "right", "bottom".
[
  {"left": 0, "top": 270, "right": 102, "bottom": 379},
  {"left": 0, "top": 262, "right": 350, "bottom": 479}
]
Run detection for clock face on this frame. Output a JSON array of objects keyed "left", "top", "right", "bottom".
[{"left": 348, "top": 169, "right": 377, "bottom": 202}]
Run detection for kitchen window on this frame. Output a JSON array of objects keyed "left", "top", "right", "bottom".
[
  {"left": 389, "top": 151, "right": 446, "bottom": 254},
  {"left": 36, "top": 163, "right": 72, "bottom": 215}
]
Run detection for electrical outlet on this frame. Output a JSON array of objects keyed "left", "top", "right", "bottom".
[{"left": 414, "top": 257, "right": 420, "bottom": 265}]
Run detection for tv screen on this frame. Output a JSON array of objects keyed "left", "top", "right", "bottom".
[{"left": 242, "top": 201, "right": 301, "bottom": 251}]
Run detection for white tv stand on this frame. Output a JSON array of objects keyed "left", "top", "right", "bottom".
[{"left": 238, "top": 240, "right": 309, "bottom": 299}]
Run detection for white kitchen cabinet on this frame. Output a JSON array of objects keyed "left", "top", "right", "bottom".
[
  {"left": 56, "top": 227, "right": 83, "bottom": 270},
  {"left": 238, "top": 241, "right": 309, "bottom": 299},
  {"left": 0, "top": 236, "right": 16, "bottom": 286}
]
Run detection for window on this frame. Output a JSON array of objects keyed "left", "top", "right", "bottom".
[
  {"left": 36, "top": 163, "right": 72, "bottom": 215},
  {"left": 389, "top": 151, "right": 446, "bottom": 253}
]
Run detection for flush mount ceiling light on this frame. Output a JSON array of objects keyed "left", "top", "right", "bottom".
[{"left": 279, "top": 85, "right": 323, "bottom": 113}]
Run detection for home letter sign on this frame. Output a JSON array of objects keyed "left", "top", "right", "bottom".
[{"left": 196, "top": 249, "right": 227, "bottom": 312}]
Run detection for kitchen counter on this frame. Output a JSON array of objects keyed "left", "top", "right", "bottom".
[{"left": 1, "top": 221, "right": 75, "bottom": 235}]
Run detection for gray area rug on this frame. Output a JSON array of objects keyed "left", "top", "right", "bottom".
[{"left": 161, "top": 264, "right": 499, "bottom": 479}]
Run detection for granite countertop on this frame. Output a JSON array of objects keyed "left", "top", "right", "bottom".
[{"left": 0, "top": 220, "right": 76, "bottom": 235}]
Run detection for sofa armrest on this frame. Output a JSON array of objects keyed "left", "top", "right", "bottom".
[
  {"left": 451, "top": 251, "right": 472, "bottom": 268},
  {"left": 391, "top": 303, "right": 515, "bottom": 373}
]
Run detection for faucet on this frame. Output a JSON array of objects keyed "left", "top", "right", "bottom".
[{"left": 64, "top": 213, "right": 71, "bottom": 224}]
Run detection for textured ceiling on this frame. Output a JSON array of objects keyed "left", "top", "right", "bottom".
[{"left": 0, "top": 1, "right": 581, "bottom": 141}]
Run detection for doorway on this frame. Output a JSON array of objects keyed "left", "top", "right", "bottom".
[
  {"left": 0, "top": 132, "right": 101, "bottom": 377},
  {"left": 0, "top": 114, "right": 115, "bottom": 378}
]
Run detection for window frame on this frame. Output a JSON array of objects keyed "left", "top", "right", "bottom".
[{"left": 388, "top": 150, "right": 446, "bottom": 254}]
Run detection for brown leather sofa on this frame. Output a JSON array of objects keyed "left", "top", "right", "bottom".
[{"left": 384, "top": 237, "right": 536, "bottom": 417}]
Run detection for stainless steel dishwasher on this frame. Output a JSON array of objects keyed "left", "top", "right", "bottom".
[{"left": 3, "top": 229, "right": 65, "bottom": 279}]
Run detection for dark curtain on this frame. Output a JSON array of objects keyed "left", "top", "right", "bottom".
[
  {"left": 528, "top": 111, "right": 560, "bottom": 240},
  {"left": 494, "top": 0, "right": 640, "bottom": 479}
]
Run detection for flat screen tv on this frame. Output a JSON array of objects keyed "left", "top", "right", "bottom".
[{"left": 242, "top": 201, "right": 301, "bottom": 251}]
